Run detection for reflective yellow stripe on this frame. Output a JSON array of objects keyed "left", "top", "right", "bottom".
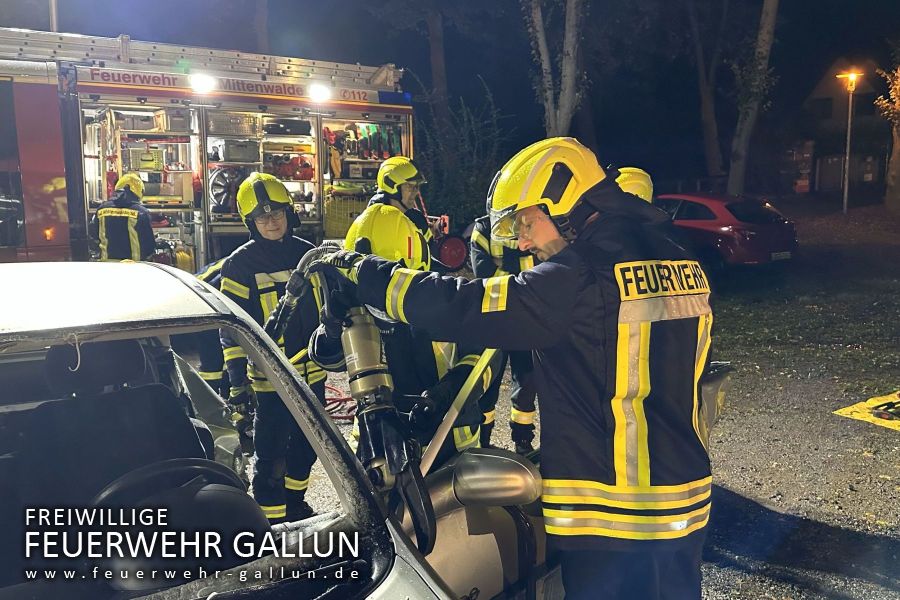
[
  {"left": 519, "top": 255, "right": 535, "bottom": 272},
  {"left": 127, "top": 216, "right": 140, "bottom": 261},
  {"left": 635, "top": 322, "right": 651, "bottom": 487},
  {"left": 221, "top": 277, "right": 251, "bottom": 300},
  {"left": 197, "top": 258, "right": 225, "bottom": 282},
  {"left": 453, "top": 425, "right": 480, "bottom": 451},
  {"left": 543, "top": 503, "right": 710, "bottom": 540},
  {"left": 483, "top": 410, "right": 495, "bottom": 424},
  {"left": 385, "top": 268, "right": 421, "bottom": 323},
  {"left": 693, "top": 313, "right": 714, "bottom": 449},
  {"left": 199, "top": 371, "right": 223, "bottom": 381},
  {"left": 432, "top": 342, "right": 455, "bottom": 379},
  {"left": 510, "top": 408, "right": 535, "bottom": 425},
  {"left": 98, "top": 207, "right": 139, "bottom": 219},
  {"left": 260, "top": 290, "right": 279, "bottom": 321},
  {"left": 481, "top": 276, "right": 510, "bottom": 313},
  {"left": 254, "top": 270, "right": 292, "bottom": 288},
  {"left": 611, "top": 322, "right": 652, "bottom": 486},
  {"left": 260, "top": 504, "right": 287, "bottom": 519},
  {"left": 289, "top": 348, "right": 309, "bottom": 364},
  {"left": 456, "top": 354, "right": 479, "bottom": 368},
  {"left": 471, "top": 228, "right": 491, "bottom": 252},
  {"left": 285, "top": 476, "right": 309, "bottom": 491},
  {"left": 251, "top": 379, "right": 276, "bottom": 393},
  {"left": 223, "top": 346, "right": 247, "bottom": 362},
  {"left": 543, "top": 476, "right": 712, "bottom": 510}
]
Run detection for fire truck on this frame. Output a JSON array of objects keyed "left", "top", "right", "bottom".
[{"left": 0, "top": 27, "right": 436, "bottom": 270}]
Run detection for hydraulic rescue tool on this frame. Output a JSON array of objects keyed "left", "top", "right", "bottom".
[{"left": 264, "top": 243, "right": 440, "bottom": 554}]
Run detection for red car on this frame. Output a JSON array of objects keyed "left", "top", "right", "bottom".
[{"left": 653, "top": 194, "right": 799, "bottom": 269}]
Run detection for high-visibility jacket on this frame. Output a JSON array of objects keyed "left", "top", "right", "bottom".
[
  {"left": 470, "top": 215, "right": 535, "bottom": 277},
  {"left": 219, "top": 235, "right": 325, "bottom": 393},
  {"left": 354, "top": 182, "right": 714, "bottom": 552},
  {"left": 309, "top": 317, "right": 488, "bottom": 454},
  {"left": 193, "top": 259, "right": 228, "bottom": 391},
  {"left": 88, "top": 189, "right": 155, "bottom": 261}
]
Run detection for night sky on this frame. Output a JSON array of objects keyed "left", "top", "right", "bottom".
[{"left": 2, "top": 0, "right": 900, "bottom": 180}]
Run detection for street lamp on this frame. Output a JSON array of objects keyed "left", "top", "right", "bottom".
[{"left": 836, "top": 70, "right": 863, "bottom": 215}]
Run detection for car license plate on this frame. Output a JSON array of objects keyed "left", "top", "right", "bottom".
[{"left": 771, "top": 251, "right": 792, "bottom": 261}]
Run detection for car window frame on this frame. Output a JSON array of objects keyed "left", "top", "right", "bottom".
[
  {"left": 673, "top": 200, "right": 718, "bottom": 221},
  {"left": 0, "top": 315, "right": 393, "bottom": 599}
]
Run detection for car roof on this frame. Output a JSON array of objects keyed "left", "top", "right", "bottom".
[
  {"left": 0, "top": 262, "right": 223, "bottom": 336},
  {"left": 656, "top": 193, "right": 735, "bottom": 204}
]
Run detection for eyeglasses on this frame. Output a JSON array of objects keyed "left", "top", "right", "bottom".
[{"left": 253, "top": 209, "right": 287, "bottom": 225}]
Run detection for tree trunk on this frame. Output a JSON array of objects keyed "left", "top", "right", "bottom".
[
  {"left": 726, "top": 0, "right": 779, "bottom": 195},
  {"left": 254, "top": 0, "right": 269, "bottom": 54},
  {"left": 886, "top": 126, "right": 900, "bottom": 214},
  {"left": 685, "top": 0, "right": 725, "bottom": 177},
  {"left": 555, "top": 0, "right": 583, "bottom": 137},
  {"left": 425, "top": 8, "right": 452, "bottom": 134},
  {"left": 526, "top": 0, "right": 558, "bottom": 135}
]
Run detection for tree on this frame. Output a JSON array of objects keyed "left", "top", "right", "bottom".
[
  {"left": 684, "top": 0, "right": 729, "bottom": 177},
  {"left": 875, "top": 65, "right": 900, "bottom": 214},
  {"left": 726, "top": 0, "right": 779, "bottom": 195},
  {"left": 521, "top": 0, "right": 584, "bottom": 137}
]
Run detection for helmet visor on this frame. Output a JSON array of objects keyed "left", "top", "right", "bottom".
[{"left": 489, "top": 204, "right": 521, "bottom": 240}]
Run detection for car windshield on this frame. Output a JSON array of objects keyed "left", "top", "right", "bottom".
[{"left": 726, "top": 200, "right": 784, "bottom": 224}]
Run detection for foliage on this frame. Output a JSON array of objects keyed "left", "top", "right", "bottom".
[
  {"left": 410, "top": 76, "right": 513, "bottom": 233},
  {"left": 875, "top": 66, "right": 900, "bottom": 126},
  {"left": 729, "top": 44, "right": 778, "bottom": 115}
]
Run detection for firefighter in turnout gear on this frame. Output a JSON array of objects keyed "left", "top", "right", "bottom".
[
  {"left": 312, "top": 139, "right": 714, "bottom": 600},
  {"left": 369, "top": 156, "right": 436, "bottom": 244},
  {"left": 309, "top": 203, "right": 489, "bottom": 466},
  {"left": 88, "top": 173, "right": 155, "bottom": 261},
  {"left": 219, "top": 172, "right": 326, "bottom": 523},
  {"left": 470, "top": 213, "right": 538, "bottom": 455},
  {"left": 193, "top": 259, "right": 230, "bottom": 399}
]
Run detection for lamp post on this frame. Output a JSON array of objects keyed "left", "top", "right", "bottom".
[
  {"left": 837, "top": 70, "right": 862, "bottom": 215},
  {"left": 49, "top": 0, "right": 58, "bottom": 31}
]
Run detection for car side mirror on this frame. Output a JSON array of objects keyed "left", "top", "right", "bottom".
[{"left": 450, "top": 447, "right": 541, "bottom": 507}]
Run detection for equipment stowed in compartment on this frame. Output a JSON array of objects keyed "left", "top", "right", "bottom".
[
  {"left": 207, "top": 113, "right": 260, "bottom": 136},
  {"left": 263, "top": 118, "right": 312, "bottom": 136}
]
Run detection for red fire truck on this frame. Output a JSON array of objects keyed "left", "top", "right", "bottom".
[{"left": 0, "top": 27, "right": 445, "bottom": 270}]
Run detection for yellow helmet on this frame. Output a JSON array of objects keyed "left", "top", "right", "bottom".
[
  {"left": 115, "top": 172, "right": 145, "bottom": 200},
  {"left": 236, "top": 172, "right": 292, "bottom": 224},
  {"left": 377, "top": 156, "right": 426, "bottom": 195},
  {"left": 344, "top": 203, "right": 431, "bottom": 271},
  {"left": 616, "top": 167, "right": 653, "bottom": 202},
  {"left": 488, "top": 137, "right": 606, "bottom": 240}
]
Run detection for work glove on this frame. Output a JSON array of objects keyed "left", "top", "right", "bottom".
[
  {"left": 227, "top": 385, "right": 255, "bottom": 427},
  {"left": 307, "top": 250, "right": 365, "bottom": 285},
  {"left": 409, "top": 394, "right": 438, "bottom": 433}
]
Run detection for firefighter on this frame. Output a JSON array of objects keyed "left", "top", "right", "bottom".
[
  {"left": 88, "top": 172, "right": 155, "bottom": 261},
  {"left": 309, "top": 203, "right": 489, "bottom": 466},
  {"left": 369, "top": 156, "right": 437, "bottom": 244},
  {"left": 195, "top": 259, "right": 230, "bottom": 399},
  {"left": 615, "top": 166, "right": 654, "bottom": 201},
  {"left": 219, "top": 172, "right": 326, "bottom": 523},
  {"left": 469, "top": 210, "right": 538, "bottom": 455},
  {"left": 312, "top": 138, "right": 714, "bottom": 600}
]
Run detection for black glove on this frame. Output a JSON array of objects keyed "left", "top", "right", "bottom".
[
  {"left": 227, "top": 386, "right": 255, "bottom": 426},
  {"left": 320, "top": 307, "right": 343, "bottom": 339},
  {"left": 409, "top": 394, "right": 438, "bottom": 432},
  {"left": 307, "top": 250, "right": 365, "bottom": 285},
  {"left": 501, "top": 248, "right": 523, "bottom": 274}
]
